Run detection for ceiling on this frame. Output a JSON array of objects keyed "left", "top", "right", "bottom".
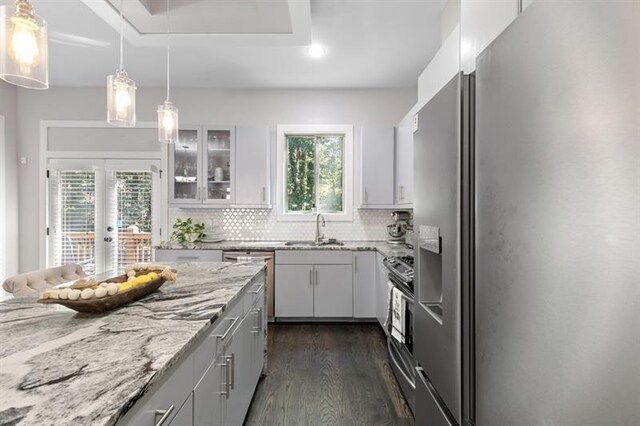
[{"left": 14, "top": 0, "right": 446, "bottom": 88}]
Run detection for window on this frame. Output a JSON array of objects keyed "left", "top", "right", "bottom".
[{"left": 277, "top": 125, "right": 353, "bottom": 221}]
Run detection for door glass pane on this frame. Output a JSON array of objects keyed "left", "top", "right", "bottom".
[
  {"left": 53, "top": 171, "right": 97, "bottom": 275},
  {"left": 317, "top": 135, "right": 344, "bottom": 213},
  {"left": 115, "top": 171, "right": 153, "bottom": 270},
  {"left": 206, "top": 129, "right": 232, "bottom": 200},
  {"left": 173, "top": 129, "right": 199, "bottom": 200}
]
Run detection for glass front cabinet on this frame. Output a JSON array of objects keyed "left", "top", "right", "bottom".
[{"left": 169, "top": 126, "right": 235, "bottom": 206}]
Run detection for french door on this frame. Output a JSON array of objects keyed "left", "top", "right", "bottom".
[{"left": 47, "top": 159, "right": 161, "bottom": 274}]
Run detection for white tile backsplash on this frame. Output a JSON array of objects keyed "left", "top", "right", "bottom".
[{"left": 168, "top": 208, "right": 410, "bottom": 242}]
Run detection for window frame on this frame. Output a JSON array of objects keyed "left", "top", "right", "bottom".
[{"left": 276, "top": 124, "right": 353, "bottom": 222}]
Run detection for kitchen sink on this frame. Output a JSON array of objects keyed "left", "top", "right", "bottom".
[{"left": 284, "top": 240, "right": 344, "bottom": 247}]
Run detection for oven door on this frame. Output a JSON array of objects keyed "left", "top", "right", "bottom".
[{"left": 387, "top": 275, "right": 416, "bottom": 414}]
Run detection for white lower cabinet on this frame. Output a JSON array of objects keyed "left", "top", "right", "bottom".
[
  {"left": 353, "top": 251, "right": 377, "bottom": 318},
  {"left": 119, "top": 281, "right": 266, "bottom": 426},
  {"left": 314, "top": 265, "right": 353, "bottom": 317},
  {"left": 274, "top": 264, "right": 314, "bottom": 317},
  {"left": 169, "top": 393, "right": 193, "bottom": 426},
  {"left": 193, "top": 355, "right": 223, "bottom": 426},
  {"left": 275, "top": 263, "right": 353, "bottom": 319},
  {"left": 154, "top": 249, "right": 223, "bottom": 263}
]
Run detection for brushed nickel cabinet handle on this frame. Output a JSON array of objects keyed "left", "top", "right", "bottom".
[{"left": 154, "top": 405, "right": 175, "bottom": 426}]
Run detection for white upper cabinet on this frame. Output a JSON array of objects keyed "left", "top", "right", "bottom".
[
  {"left": 169, "top": 125, "right": 270, "bottom": 208},
  {"left": 234, "top": 126, "right": 270, "bottom": 207},
  {"left": 360, "top": 126, "right": 395, "bottom": 207},
  {"left": 395, "top": 124, "right": 413, "bottom": 205}
]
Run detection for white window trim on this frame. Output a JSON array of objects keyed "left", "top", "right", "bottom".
[{"left": 276, "top": 124, "right": 353, "bottom": 222}]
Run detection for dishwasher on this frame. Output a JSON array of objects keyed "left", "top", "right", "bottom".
[{"left": 223, "top": 251, "right": 275, "bottom": 321}]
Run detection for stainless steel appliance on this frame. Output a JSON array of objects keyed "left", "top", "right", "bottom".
[
  {"left": 386, "top": 210, "right": 411, "bottom": 245},
  {"left": 413, "top": 2, "right": 640, "bottom": 426},
  {"left": 223, "top": 251, "right": 275, "bottom": 321},
  {"left": 474, "top": 2, "right": 640, "bottom": 425},
  {"left": 383, "top": 255, "right": 415, "bottom": 414},
  {"left": 413, "top": 71, "right": 473, "bottom": 426}
]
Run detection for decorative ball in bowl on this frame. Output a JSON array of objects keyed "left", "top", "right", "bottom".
[{"left": 37, "top": 265, "right": 177, "bottom": 313}]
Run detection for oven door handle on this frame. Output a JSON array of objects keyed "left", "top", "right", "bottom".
[{"left": 387, "top": 338, "right": 415, "bottom": 389}]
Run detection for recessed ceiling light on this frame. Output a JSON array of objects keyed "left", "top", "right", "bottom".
[{"left": 307, "top": 44, "right": 325, "bottom": 59}]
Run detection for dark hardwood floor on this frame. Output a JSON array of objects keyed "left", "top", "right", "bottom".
[{"left": 244, "top": 323, "right": 413, "bottom": 426}]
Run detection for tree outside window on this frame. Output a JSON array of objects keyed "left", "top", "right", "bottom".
[{"left": 285, "top": 134, "right": 344, "bottom": 214}]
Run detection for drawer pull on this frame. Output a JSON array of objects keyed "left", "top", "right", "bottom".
[
  {"left": 252, "top": 307, "right": 263, "bottom": 334},
  {"left": 249, "top": 283, "right": 265, "bottom": 294},
  {"left": 219, "top": 358, "right": 230, "bottom": 399},
  {"left": 176, "top": 256, "right": 199, "bottom": 260},
  {"left": 154, "top": 405, "right": 175, "bottom": 426},
  {"left": 228, "top": 353, "right": 235, "bottom": 389},
  {"left": 215, "top": 316, "right": 239, "bottom": 341}
]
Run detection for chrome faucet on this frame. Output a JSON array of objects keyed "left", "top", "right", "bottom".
[{"left": 315, "top": 213, "right": 326, "bottom": 245}]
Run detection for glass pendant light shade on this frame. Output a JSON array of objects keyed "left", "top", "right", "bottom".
[
  {"left": 107, "top": 69, "right": 136, "bottom": 127},
  {"left": 158, "top": 100, "right": 178, "bottom": 144},
  {"left": 0, "top": 0, "right": 48, "bottom": 89}
]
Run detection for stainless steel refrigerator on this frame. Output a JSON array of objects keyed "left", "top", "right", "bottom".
[{"left": 414, "top": 1, "right": 640, "bottom": 425}]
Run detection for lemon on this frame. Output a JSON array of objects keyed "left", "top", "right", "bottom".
[
  {"left": 147, "top": 272, "right": 159, "bottom": 280},
  {"left": 137, "top": 276, "right": 152, "bottom": 285},
  {"left": 119, "top": 282, "right": 134, "bottom": 292}
]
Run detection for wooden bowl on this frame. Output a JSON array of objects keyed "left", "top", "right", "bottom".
[{"left": 38, "top": 274, "right": 170, "bottom": 313}]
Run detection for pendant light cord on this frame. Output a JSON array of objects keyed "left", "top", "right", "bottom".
[
  {"left": 166, "top": 0, "right": 171, "bottom": 102},
  {"left": 119, "top": 0, "right": 125, "bottom": 70}
]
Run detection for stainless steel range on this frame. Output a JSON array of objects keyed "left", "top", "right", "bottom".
[{"left": 383, "top": 255, "right": 415, "bottom": 414}]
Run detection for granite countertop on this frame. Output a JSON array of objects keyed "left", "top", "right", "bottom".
[
  {"left": 157, "top": 240, "right": 414, "bottom": 258},
  {"left": 0, "top": 262, "right": 265, "bottom": 426}
]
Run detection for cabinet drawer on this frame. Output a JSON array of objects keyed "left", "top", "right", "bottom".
[
  {"left": 154, "top": 249, "right": 222, "bottom": 262},
  {"left": 275, "top": 250, "right": 352, "bottom": 265},
  {"left": 243, "top": 278, "right": 266, "bottom": 314},
  {"left": 193, "top": 298, "right": 243, "bottom": 381},
  {"left": 118, "top": 352, "right": 194, "bottom": 426}
]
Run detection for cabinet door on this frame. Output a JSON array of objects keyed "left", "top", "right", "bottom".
[
  {"left": 203, "top": 126, "right": 234, "bottom": 205},
  {"left": 395, "top": 124, "right": 413, "bottom": 205},
  {"left": 314, "top": 265, "right": 353, "bottom": 317},
  {"left": 235, "top": 126, "right": 270, "bottom": 206},
  {"left": 376, "top": 252, "right": 390, "bottom": 328},
  {"left": 170, "top": 127, "right": 202, "bottom": 205},
  {"left": 251, "top": 290, "right": 266, "bottom": 379},
  {"left": 275, "top": 265, "right": 314, "bottom": 317},
  {"left": 223, "top": 314, "right": 254, "bottom": 426},
  {"left": 168, "top": 393, "right": 193, "bottom": 426},
  {"left": 353, "top": 251, "right": 376, "bottom": 318},
  {"left": 360, "top": 126, "right": 395, "bottom": 207},
  {"left": 193, "top": 355, "right": 222, "bottom": 426}
]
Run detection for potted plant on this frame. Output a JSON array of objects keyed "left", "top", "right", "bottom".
[{"left": 171, "top": 218, "right": 205, "bottom": 248}]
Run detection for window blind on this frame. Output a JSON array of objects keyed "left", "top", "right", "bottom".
[
  {"left": 49, "top": 170, "right": 97, "bottom": 275},
  {"left": 108, "top": 171, "right": 154, "bottom": 271}
]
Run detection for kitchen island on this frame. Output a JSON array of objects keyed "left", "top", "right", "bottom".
[{"left": 0, "top": 262, "right": 266, "bottom": 426}]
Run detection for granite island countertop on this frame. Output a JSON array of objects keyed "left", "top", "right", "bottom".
[
  {"left": 157, "top": 240, "right": 413, "bottom": 258},
  {"left": 0, "top": 262, "right": 265, "bottom": 426}
]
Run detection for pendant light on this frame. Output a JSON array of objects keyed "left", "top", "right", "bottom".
[
  {"left": 107, "top": 0, "right": 136, "bottom": 127},
  {"left": 0, "top": 0, "right": 48, "bottom": 89},
  {"left": 157, "top": 0, "right": 178, "bottom": 143}
]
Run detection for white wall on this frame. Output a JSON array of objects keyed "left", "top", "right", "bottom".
[
  {"left": 0, "top": 81, "right": 18, "bottom": 282},
  {"left": 16, "top": 87, "right": 415, "bottom": 272},
  {"left": 460, "top": 0, "right": 519, "bottom": 73}
]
